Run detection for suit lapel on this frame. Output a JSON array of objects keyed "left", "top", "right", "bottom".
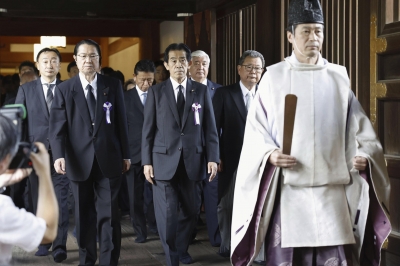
[
  {"left": 71, "top": 76, "right": 93, "bottom": 132},
  {"left": 229, "top": 82, "right": 247, "bottom": 122},
  {"left": 164, "top": 79, "right": 181, "bottom": 127},
  {"left": 94, "top": 74, "right": 108, "bottom": 135},
  {"left": 34, "top": 79, "right": 49, "bottom": 118},
  {"left": 132, "top": 88, "right": 144, "bottom": 113},
  {"left": 182, "top": 79, "right": 194, "bottom": 129}
]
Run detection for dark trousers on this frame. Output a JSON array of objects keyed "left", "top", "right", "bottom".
[
  {"left": 144, "top": 180, "right": 157, "bottom": 230},
  {"left": 153, "top": 157, "right": 202, "bottom": 266},
  {"left": 217, "top": 170, "right": 237, "bottom": 254},
  {"left": 202, "top": 173, "right": 221, "bottom": 247},
  {"left": 126, "top": 162, "right": 147, "bottom": 239},
  {"left": 30, "top": 151, "right": 70, "bottom": 253},
  {"left": 70, "top": 157, "right": 122, "bottom": 266}
]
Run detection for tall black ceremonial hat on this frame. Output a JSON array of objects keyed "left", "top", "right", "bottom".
[{"left": 287, "top": 0, "right": 324, "bottom": 28}]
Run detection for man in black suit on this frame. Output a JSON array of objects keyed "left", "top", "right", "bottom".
[
  {"left": 188, "top": 50, "right": 222, "bottom": 247},
  {"left": 212, "top": 50, "right": 265, "bottom": 257},
  {"left": 124, "top": 59, "right": 156, "bottom": 243},
  {"left": 15, "top": 48, "right": 69, "bottom": 263},
  {"left": 142, "top": 43, "right": 219, "bottom": 266},
  {"left": 49, "top": 39, "right": 131, "bottom": 266}
]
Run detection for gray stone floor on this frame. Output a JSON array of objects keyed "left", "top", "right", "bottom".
[{"left": 10, "top": 214, "right": 232, "bottom": 266}]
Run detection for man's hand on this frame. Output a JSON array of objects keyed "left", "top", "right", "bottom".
[
  {"left": 353, "top": 156, "right": 367, "bottom": 171},
  {"left": 218, "top": 159, "right": 223, "bottom": 172},
  {"left": 122, "top": 160, "right": 131, "bottom": 173},
  {"left": 208, "top": 162, "right": 218, "bottom": 182},
  {"left": 0, "top": 168, "right": 32, "bottom": 187},
  {"left": 268, "top": 150, "right": 297, "bottom": 169},
  {"left": 54, "top": 158, "right": 66, "bottom": 175},
  {"left": 144, "top": 165, "right": 154, "bottom": 184}
]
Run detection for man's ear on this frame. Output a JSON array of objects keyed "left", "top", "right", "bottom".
[
  {"left": 73, "top": 55, "right": 77, "bottom": 62},
  {"left": 164, "top": 61, "right": 170, "bottom": 71},
  {"left": 287, "top": 31, "right": 294, "bottom": 44},
  {"left": 132, "top": 74, "right": 137, "bottom": 82},
  {"left": 237, "top": 65, "right": 241, "bottom": 75}
]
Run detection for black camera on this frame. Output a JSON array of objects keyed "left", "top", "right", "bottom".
[{"left": 0, "top": 104, "right": 38, "bottom": 169}]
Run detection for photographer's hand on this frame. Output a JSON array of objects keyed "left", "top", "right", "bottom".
[
  {"left": 0, "top": 168, "right": 32, "bottom": 187},
  {"left": 54, "top": 158, "right": 66, "bottom": 175}
]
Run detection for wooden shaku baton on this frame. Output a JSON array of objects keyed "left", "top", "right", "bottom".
[{"left": 282, "top": 94, "right": 297, "bottom": 155}]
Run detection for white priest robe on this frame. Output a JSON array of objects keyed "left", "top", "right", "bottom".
[{"left": 230, "top": 53, "right": 391, "bottom": 266}]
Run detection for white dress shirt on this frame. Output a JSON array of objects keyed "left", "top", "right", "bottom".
[
  {"left": 170, "top": 77, "right": 187, "bottom": 102},
  {"left": 41, "top": 77, "right": 57, "bottom": 98},
  {"left": 239, "top": 81, "right": 255, "bottom": 104},
  {"left": 135, "top": 86, "right": 147, "bottom": 105},
  {"left": 79, "top": 72, "right": 98, "bottom": 99}
]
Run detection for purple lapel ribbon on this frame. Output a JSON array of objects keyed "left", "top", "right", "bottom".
[
  {"left": 103, "top": 102, "right": 112, "bottom": 124},
  {"left": 192, "top": 103, "right": 201, "bottom": 125}
]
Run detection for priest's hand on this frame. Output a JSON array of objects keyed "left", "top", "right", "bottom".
[
  {"left": 353, "top": 156, "right": 367, "bottom": 171},
  {"left": 268, "top": 150, "right": 297, "bottom": 169},
  {"left": 144, "top": 165, "right": 154, "bottom": 184}
]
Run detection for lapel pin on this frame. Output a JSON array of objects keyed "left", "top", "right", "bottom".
[
  {"left": 104, "top": 93, "right": 107, "bottom": 96},
  {"left": 212, "top": 87, "right": 215, "bottom": 90}
]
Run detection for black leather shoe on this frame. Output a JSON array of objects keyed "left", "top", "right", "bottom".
[
  {"left": 134, "top": 236, "right": 146, "bottom": 243},
  {"left": 179, "top": 252, "right": 194, "bottom": 264},
  {"left": 217, "top": 250, "right": 230, "bottom": 258},
  {"left": 53, "top": 249, "right": 67, "bottom": 263}
]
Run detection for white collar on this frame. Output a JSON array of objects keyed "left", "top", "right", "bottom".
[
  {"left": 170, "top": 77, "right": 187, "bottom": 90},
  {"left": 78, "top": 72, "right": 98, "bottom": 89},
  {"left": 239, "top": 81, "right": 256, "bottom": 97},
  {"left": 40, "top": 77, "right": 57, "bottom": 85},
  {"left": 135, "top": 85, "right": 147, "bottom": 96}
]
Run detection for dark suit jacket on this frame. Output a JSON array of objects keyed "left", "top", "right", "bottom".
[
  {"left": 212, "top": 82, "right": 256, "bottom": 192},
  {"left": 15, "top": 78, "right": 62, "bottom": 149},
  {"left": 124, "top": 88, "right": 144, "bottom": 164},
  {"left": 49, "top": 74, "right": 130, "bottom": 181},
  {"left": 206, "top": 79, "right": 222, "bottom": 99},
  {"left": 142, "top": 78, "right": 219, "bottom": 181}
]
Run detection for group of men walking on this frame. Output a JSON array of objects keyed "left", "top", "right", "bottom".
[{"left": 15, "top": 0, "right": 391, "bottom": 266}]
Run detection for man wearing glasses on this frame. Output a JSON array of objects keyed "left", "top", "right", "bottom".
[
  {"left": 212, "top": 50, "right": 265, "bottom": 258},
  {"left": 49, "top": 39, "right": 130, "bottom": 266},
  {"left": 142, "top": 43, "right": 219, "bottom": 266}
]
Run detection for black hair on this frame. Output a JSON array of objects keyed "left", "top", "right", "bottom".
[
  {"left": 101, "top": 66, "right": 114, "bottom": 76},
  {"left": 134, "top": 59, "right": 156, "bottom": 75},
  {"left": 238, "top": 50, "right": 266, "bottom": 68},
  {"left": 67, "top": 61, "right": 77, "bottom": 72},
  {"left": 163, "top": 43, "right": 191, "bottom": 63},
  {"left": 0, "top": 114, "right": 19, "bottom": 162},
  {"left": 36, "top": 47, "right": 62, "bottom": 62},
  {"left": 109, "top": 70, "right": 125, "bottom": 85},
  {"left": 123, "top": 79, "right": 135, "bottom": 91},
  {"left": 154, "top": 60, "right": 165, "bottom": 68},
  {"left": 18, "top": 61, "right": 38, "bottom": 74},
  {"left": 74, "top": 39, "right": 102, "bottom": 65}
]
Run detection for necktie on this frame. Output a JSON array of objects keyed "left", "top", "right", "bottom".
[
  {"left": 142, "top": 92, "right": 147, "bottom": 106},
  {"left": 86, "top": 84, "right": 96, "bottom": 123},
  {"left": 246, "top": 91, "right": 253, "bottom": 112},
  {"left": 177, "top": 85, "right": 185, "bottom": 126},
  {"left": 45, "top": 84, "right": 55, "bottom": 112}
]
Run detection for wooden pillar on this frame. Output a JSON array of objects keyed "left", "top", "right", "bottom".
[
  {"left": 139, "top": 21, "right": 160, "bottom": 61},
  {"left": 100, "top": 37, "right": 109, "bottom": 67}
]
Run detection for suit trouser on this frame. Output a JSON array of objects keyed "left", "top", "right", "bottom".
[
  {"left": 202, "top": 174, "right": 221, "bottom": 246},
  {"left": 30, "top": 151, "right": 70, "bottom": 253},
  {"left": 126, "top": 162, "right": 147, "bottom": 239},
  {"left": 217, "top": 170, "right": 237, "bottom": 253},
  {"left": 143, "top": 180, "right": 157, "bottom": 230},
  {"left": 153, "top": 157, "right": 202, "bottom": 266},
  {"left": 70, "top": 157, "right": 121, "bottom": 266}
]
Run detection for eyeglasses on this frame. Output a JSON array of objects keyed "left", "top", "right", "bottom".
[
  {"left": 241, "top": 65, "right": 263, "bottom": 73},
  {"left": 76, "top": 54, "right": 99, "bottom": 60},
  {"left": 137, "top": 78, "right": 154, "bottom": 84}
]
